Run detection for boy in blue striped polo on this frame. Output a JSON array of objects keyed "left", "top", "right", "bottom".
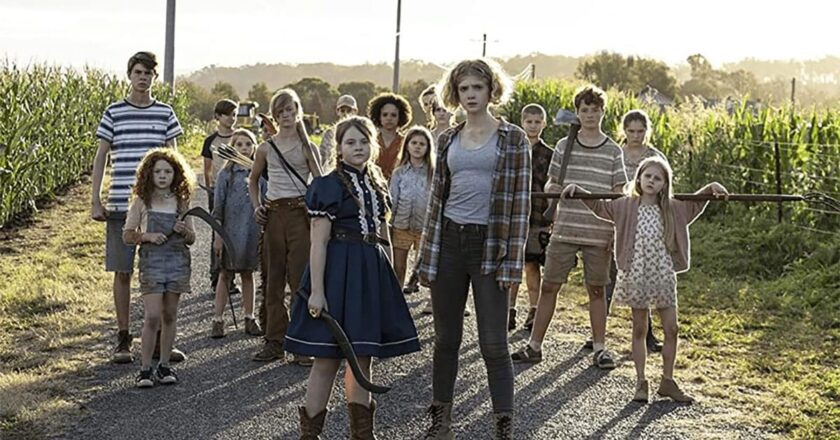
[{"left": 91, "top": 51, "right": 184, "bottom": 364}]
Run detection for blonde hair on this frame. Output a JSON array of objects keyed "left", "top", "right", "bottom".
[
  {"left": 419, "top": 84, "right": 437, "bottom": 115},
  {"left": 626, "top": 156, "right": 676, "bottom": 252},
  {"left": 438, "top": 58, "right": 512, "bottom": 112},
  {"left": 269, "top": 88, "right": 321, "bottom": 173},
  {"left": 396, "top": 126, "right": 436, "bottom": 184}
]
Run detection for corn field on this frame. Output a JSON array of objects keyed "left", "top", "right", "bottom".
[
  {"left": 0, "top": 62, "right": 192, "bottom": 227},
  {"left": 501, "top": 80, "right": 840, "bottom": 232}
]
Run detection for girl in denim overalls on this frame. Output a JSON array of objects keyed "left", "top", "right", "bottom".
[{"left": 123, "top": 148, "right": 195, "bottom": 388}]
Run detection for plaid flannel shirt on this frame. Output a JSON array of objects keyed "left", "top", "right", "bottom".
[{"left": 418, "top": 119, "right": 532, "bottom": 284}]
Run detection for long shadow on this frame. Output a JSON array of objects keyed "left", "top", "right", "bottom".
[
  {"left": 625, "top": 401, "right": 683, "bottom": 439},
  {"left": 455, "top": 349, "right": 609, "bottom": 438},
  {"left": 584, "top": 401, "right": 645, "bottom": 439}
]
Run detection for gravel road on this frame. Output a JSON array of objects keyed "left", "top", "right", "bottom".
[{"left": 64, "top": 193, "right": 772, "bottom": 440}]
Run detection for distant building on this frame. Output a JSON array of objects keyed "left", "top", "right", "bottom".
[{"left": 638, "top": 85, "right": 674, "bottom": 110}]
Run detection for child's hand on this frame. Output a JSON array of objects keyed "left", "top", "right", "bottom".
[
  {"left": 91, "top": 201, "right": 107, "bottom": 222},
  {"left": 307, "top": 293, "right": 328, "bottom": 318},
  {"left": 254, "top": 206, "right": 268, "bottom": 225},
  {"left": 173, "top": 220, "right": 188, "bottom": 235},
  {"left": 213, "top": 235, "right": 223, "bottom": 259},
  {"left": 561, "top": 184, "right": 585, "bottom": 199},
  {"left": 143, "top": 232, "right": 168, "bottom": 245},
  {"left": 709, "top": 182, "right": 730, "bottom": 199}
]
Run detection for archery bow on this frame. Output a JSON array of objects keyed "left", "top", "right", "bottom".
[{"left": 295, "top": 290, "right": 391, "bottom": 394}]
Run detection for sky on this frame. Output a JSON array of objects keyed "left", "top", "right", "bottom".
[{"left": 1, "top": 0, "right": 838, "bottom": 76}]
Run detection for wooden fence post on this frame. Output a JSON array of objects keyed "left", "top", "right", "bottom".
[{"left": 774, "top": 141, "right": 783, "bottom": 223}]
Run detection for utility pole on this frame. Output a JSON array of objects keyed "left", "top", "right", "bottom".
[
  {"left": 482, "top": 33, "right": 487, "bottom": 57},
  {"left": 164, "top": 0, "right": 176, "bottom": 92},
  {"left": 790, "top": 77, "right": 796, "bottom": 108},
  {"left": 392, "top": 0, "right": 402, "bottom": 93}
]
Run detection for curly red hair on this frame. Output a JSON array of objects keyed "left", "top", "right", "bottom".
[{"left": 132, "top": 148, "right": 194, "bottom": 208}]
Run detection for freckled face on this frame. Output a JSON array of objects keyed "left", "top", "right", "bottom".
[{"left": 153, "top": 159, "right": 175, "bottom": 190}]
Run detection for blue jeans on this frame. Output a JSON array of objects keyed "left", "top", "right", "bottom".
[{"left": 430, "top": 218, "right": 513, "bottom": 413}]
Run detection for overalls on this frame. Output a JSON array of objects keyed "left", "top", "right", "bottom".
[{"left": 138, "top": 211, "right": 191, "bottom": 294}]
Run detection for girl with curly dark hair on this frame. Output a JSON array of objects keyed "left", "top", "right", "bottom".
[
  {"left": 122, "top": 148, "right": 195, "bottom": 388},
  {"left": 367, "top": 92, "right": 412, "bottom": 179}
]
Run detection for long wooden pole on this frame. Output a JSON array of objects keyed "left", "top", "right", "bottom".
[{"left": 532, "top": 192, "right": 805, "bottom": 202}]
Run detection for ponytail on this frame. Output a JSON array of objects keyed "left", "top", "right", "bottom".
[{"left": 296, "top": 119, "right": 322, "bottom": 177}]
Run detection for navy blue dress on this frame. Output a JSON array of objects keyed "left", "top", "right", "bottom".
[{"left": 285, "top": 164, "right": 421, "bottom": 359}]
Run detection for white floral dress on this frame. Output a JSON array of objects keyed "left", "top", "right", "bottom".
[{"left": 613, "top": 204, "right": 677, "bottom": 309}]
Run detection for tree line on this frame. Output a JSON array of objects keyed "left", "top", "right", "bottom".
[{"left": 178, "top": 52, "right": 840, "bottom": 122}]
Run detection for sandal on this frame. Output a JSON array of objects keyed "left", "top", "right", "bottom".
[
  {"left": 511, "top": 344, "right": 542, "bottom": 363},
  {"left": 592, "top": 348, "right": 617, "bottom": 370}
]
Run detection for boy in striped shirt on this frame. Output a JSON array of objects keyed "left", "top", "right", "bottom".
[
  {"left": 91, "top": 51, "right": 183, "bottom": 364},
  {"left": 512, "top": 86, "right": 627, "bottom": 369}
]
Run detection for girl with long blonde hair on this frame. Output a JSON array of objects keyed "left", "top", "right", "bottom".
[
  {"left": 248, "top": 88, "right": 322, "bottom": 363},
  {"left": 563, "top": 156, "right": 728, "bottom": 404}
]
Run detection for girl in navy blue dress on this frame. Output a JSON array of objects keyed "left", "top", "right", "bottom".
[{"left": 286, "top": 116, "right": 420, "bottom": 439}]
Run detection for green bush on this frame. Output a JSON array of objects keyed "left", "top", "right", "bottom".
[{"left": 499, "top": 79, "right": 840, "bottom": 230}]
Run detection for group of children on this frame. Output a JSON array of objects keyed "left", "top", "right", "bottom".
[{"left": 93, "top": 51, "right": 727, "bottom": 439}]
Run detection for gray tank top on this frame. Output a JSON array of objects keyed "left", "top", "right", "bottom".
[
  {"left": 265, "top": 142, "right": 311, "bottom": 199},
  {"left": 443, "top": 132, "right": 499, "bottom": 225}
]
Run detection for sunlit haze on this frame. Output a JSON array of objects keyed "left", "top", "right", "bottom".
[{"left": 1, "top": 0, "right": 838, "bottom": 75}]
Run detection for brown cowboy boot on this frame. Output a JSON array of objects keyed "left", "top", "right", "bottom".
[
  {"left": 493, "top": 412, "right": 513, "bottom": 440},
  {"left": 348, "top": 400, "right": 377, "bottom": 439},
  {"left": 298, "top": 406, "right": 327, "bottom": 439},
  {"left": 423, "top": 401, "right": 454, "bottom": 440}
]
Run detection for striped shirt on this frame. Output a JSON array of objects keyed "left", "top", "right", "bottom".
[
  {"left": 545, "top": 136, "right": 626, "bottom": 248},
  {"left": 418, "top": 119, "right": 532, "bottom": 284},
  {"left": 96, "top": 99, "right": 183, "bottom": 212}
]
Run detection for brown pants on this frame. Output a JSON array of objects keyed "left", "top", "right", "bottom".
[{"left": 263, "top": 197, "right": 311, "bottom": 343}]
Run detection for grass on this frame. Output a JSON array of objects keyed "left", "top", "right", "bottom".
[
  {"left": 543, "top": 219, "right": 839, "bottom": 439},
  {"left": 0, "top": 135, "right": 836, "bottom": 438},
  {"left": 0, "top": 134, "right": 204, "bottom": 439},
  {"left": 0, "top": 178, "right": 114, "bottom": 439},
  {"left": 677, "top": 220, "right": 840, "bottom": 439}
]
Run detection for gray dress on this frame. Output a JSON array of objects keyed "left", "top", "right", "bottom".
[{"left": 212, "top": 165, "right": 265, "bottom": 271}]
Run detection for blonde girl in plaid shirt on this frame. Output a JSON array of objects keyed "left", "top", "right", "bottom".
[{"left": 418, "top": 58, "right": 531, "bottom": 440}]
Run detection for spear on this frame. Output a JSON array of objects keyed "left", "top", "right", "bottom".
[{"left": 532, "top": 192, "right": 840, "bottom": 213}]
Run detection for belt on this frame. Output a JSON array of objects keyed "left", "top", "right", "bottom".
[
  {"left": 443, "top": 218, "right": 487, "bottom": 234},
  {"left": 265, "top": 196, "right": 306, "bottom": 209},
  {"left": 332, "top": 229, "right": 390, "bottom": 247}
]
